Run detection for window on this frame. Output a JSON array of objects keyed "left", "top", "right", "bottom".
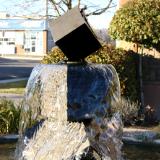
[
  {"left": 4, "top": 38, "right": 8, "bottom": 41},
  {"left": 32, "top": 47, "right": 35, "bottom": 52},
  {"left": 31, "top": 36, "right": 36, "bottom": 40},
  {"left": 31, "top": 33, "right": 36, "bottom": 40},
  {"left": 32, "top": 41, "right": 35, "bottom": 45},
  {"left": 9, "top": 38, "right": 15, "bottom": 42},
  {"left": 8, "top": 42, "right": 15, "bottom": 45},
  {"left": 25, "top": 48, "right": 30, "bottom": 52}
]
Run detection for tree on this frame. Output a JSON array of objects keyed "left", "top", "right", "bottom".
[
  {"left": 48, "top": 0, "right": 116, "bottom": 17},
  {"left": 109, "top": 0, "right": 160, "bottom": 112},
  {"left": 108, "top": 0, "right": 160, "bottom": 51}
]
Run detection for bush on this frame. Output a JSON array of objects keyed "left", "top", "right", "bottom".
[
  {"left": 0, "top": 98, "right": 21, "bottom": 134},
  {"left": 109, "top": 0, "right": 160, "bottom": 51},
  {"left": 42, "top": 45, "right": 139, "bottom": 101},
  {"left": 111, "top": 97, "right": 139, "bottom": 125},
  {"left": 42, "top": 47, "right": 66, "bottom": 64}
]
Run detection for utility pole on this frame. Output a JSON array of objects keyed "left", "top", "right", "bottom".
[
  {"left": 45, "top": 0, "right": 48, "bottom": 29},
  {"left": 45, "top": 0, "right": 49, "bottom": 54}
]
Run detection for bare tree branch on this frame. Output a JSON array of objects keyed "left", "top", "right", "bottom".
[
  {"left": 61, "top": 0, "right": 68, "bottom": 6},
  {"left": 49, "top": 0, "right": 62, "bottom": 16},
  {"left": 49, "top": 0, "right": 116, "bottom": 18},
  {"left": 7, "top": 0, "right": 116, "bottom": 20},
  {"left": 86, "top": 0, "right": 115, "bottom": 16},
  {"left": 58, "top": 4, "right": 66, "bottom": 13},
  {"left": 49, "top": 0, "right": 62, "bottom": 5},
  {"left": 68, "top": 0, "right": 72, "bottom": 10}
]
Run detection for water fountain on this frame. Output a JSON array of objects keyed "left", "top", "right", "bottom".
[{"left": 16, "top": 7, "right": 123, "bottom": 160}]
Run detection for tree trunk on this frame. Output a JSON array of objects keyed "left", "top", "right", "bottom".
[
  {"left": 138, "top": 45, "right": 144, "bottom": 114},
  {"left": 68, "top": 0, "right": 72, "bottom": 10}
]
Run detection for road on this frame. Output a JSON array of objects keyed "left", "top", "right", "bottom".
[{"left": 0, "top": 57, "right": 40, "bottom": 80}]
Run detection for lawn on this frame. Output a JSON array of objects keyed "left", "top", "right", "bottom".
[{"left": 0, "top": 80, "right": 27, "bottom": 94}]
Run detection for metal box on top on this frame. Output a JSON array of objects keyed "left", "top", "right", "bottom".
[{"left": 49, "top": 6, "right": 102, "bottom": 61}]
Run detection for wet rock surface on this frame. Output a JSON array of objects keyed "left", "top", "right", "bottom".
[{"left": 16, "top": 63, "right": 123, "bottom": 160}]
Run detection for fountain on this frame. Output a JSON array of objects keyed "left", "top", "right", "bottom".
[{"left": 16, "top": 6, "right": 123, "bottom": 160}]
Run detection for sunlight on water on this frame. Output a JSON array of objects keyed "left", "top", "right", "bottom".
[{"left": 22, "top": 121, "right": 89, "bottom": 160}]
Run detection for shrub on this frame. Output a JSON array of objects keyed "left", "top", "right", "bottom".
[
  {"left": 42, "top": 45, "right": 139, "bottom": 101},
  {"left": 109, "top": 0, "right": 160, "bottom": 51},
  {"left": 42, "top": 47, "right": 66, "bottom": 64},
  {"left": 111, "top": 97, "right": 139, "bottom": 125},
  {"left": 0, "top": 98, "right": 21, "bottom": 134}
]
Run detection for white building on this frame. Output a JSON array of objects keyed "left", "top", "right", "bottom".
[{"left": 0, "top": 13, "right": 54, "bottom": 56}]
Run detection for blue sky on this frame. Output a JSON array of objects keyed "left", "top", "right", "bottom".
[
  {"left": 85, "top": 0, "right": 118, "bottom": 28},
  {"left": 0, "top": 0, "right": 118, "bottom": 28},
  {"left": 0, "top": 0, "right": 46, "bottom": 16}
]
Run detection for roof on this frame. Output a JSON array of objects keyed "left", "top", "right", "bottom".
[{"left": 0, "top": 19, "right": 46, "bottom": 30}]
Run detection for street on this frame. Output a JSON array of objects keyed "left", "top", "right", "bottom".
[{"left": 0, "top": 57, "right": 40, "bottom": 80}]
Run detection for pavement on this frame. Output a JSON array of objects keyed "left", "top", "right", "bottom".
[
  {"left": 0, "top": 77, "right": 28, "bottom": 84},
  {"left": 0, "top": 54, "right": 44, "bottom": 60},
  {"left": 0, "top": 55, "right": 39, "bottom": 102},
  {"left": 0, "top": 93, "right": 24, "bottom": 100},
  {"left": 0, "top": 93, "right": 24, "bottom": 106},
  {"left": 0, "top": 55, "right": 35, "bottom": 101},
  {"left": 0, "top": 78, "right": 26, "bottom": 104},
  {"left": 0, "top": 55, "right": 36, "bottom": 143},
  {"left": 0, "top": 56, "right": 40, "bottom": 80}
]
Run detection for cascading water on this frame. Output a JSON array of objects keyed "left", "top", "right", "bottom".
[{"left": 15, "top": 63, "right": 123, "bottom": 160}]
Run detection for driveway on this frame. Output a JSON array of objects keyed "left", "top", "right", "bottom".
[{"left": 0, "top": 57, "right": 40, "bottom": 80}]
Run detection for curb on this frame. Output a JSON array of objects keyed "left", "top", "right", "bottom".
[
  {"left": 123, "top": 127, "right": 160, "bottom": 146},
  {"left": 0, "top": 55, "right": 44, "bottom": 61},
  {"left": 122, "top": 136, "right": 160, "bottom": 147},
  {"left": 0, "top": 93, "right": 24, "bottom": 99},
  {"left": 0, "top": 135, "right": 19, "bottom": 144},
  {"left": 1, "top": 128, "right": 160, "bottom": 146}
]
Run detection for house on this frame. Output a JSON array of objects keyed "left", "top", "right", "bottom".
[{"left": 0, "top": 12, "right": 54, "bottom": 56}]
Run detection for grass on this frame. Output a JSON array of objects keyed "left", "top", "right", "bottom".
[
  {"left": 0, "top": 88, "right": 25, "bottom": 94},
  {"left": 0, "top": 80, "right": 27, "bottom": 89},
  {"left": 0, "top": 80, "right": 27, "bottom": 94},
  {"left": 0, "top": 98, "right": 21, "bottom": 134}
]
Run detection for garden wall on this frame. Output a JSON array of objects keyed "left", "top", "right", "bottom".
[{"left": 143, "top": 56, "right": 160, "bottom": 120}]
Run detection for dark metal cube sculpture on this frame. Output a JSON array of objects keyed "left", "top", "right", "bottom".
[{"left": 49, "top": 6, "right": 102, "bottom": 61}]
